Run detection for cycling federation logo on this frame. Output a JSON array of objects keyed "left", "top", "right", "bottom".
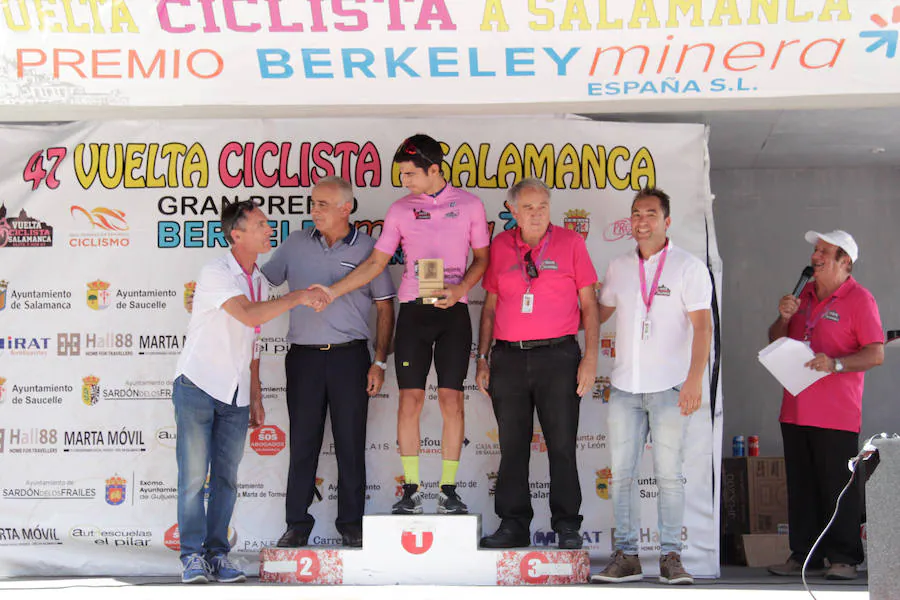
[
  {"left": 69, "top": 206, "right": 130, "bottom": 248},
  {"left": 0, "top": 280, "right": 7, "bottom": 311},
  {"left": 0, "top": 204, "right": 54, "bottom": 248},
  {"left": 183, "top": 281, "right": 196, "bottom": 313},
  {"left": 563, "top": 209, "right": 590, "bottom": 240},
  {"left": 86, "top": 280, "right": 112, "bottom": 310},
  {"left": 81, "top": 375, "right": 100, "bottom": 406},
  {"left": 105, "top": 476, "right": 127, "bottom": 506}
]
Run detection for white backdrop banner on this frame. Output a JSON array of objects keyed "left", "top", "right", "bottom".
[
  {"left": 0, "top": 117, "right": 723, "bottom": 578},
  {"left": 0, "top": 0, "right": 899, "bottom": 110}
]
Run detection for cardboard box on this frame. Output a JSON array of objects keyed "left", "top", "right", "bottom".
[
  {"left": 742, "top": 534, "right": 791, "bottom": 567},
  {"left": 722, "top": 457, "right": 788, "bottom": 535}
]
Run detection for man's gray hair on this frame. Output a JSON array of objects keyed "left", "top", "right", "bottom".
[
  {"left": 507, "top": 177, "right": 551, "bottom": 207},
  {"left": 315, "top": 176, "right": 354, "bottom": 206}
]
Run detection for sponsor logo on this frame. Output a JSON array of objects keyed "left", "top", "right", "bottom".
[
  {"left": 0, "top": 335, "right": 52, "bottom": 357},
  {"left": 250, "top": 425, "right": 286, "bottom": 456},
  {"left": 443, "top": 210, "right": 459, "bottom": 219},
  {"left": 105, "top": 476, "right": 127, "bottom": 506},
  {"left": 82, "top": 375, "right": 100, "bottom": 406},
  {"left": 69, "top": 206, "right": 130, "bottom": 248},
  {"left": 2, "top": 479, "right": 96, "bottom": 500},
  {"left": 79, "top": 375, "right": 171, "bottom": 402},
  {"left": 0, "top": 282, "right": 72, "bottom": 311},
  {"left": 156, "top": 427, "right": 177, "bottom": 449},
  {"left": 183, "top": 281, "right": 196, "bottom": 313},
  {"left": 475, "top": 429, "right": 500, "bottom": 456},
  {"left": 1, "top": 378, "right": 70, "bottom": 407},
  {"left": 137, "top": 334, "right": 185, "bottom": 356},
  {"left": 138, "top": 479, "right": 177, "bottom": 502},
  {"left": 63, "top": 429, "right": 146, "bottom": 453},
  {"left": 601, "top": 333, "right": 616, "bottom": 358},
  {"left": 413, "top": 209, "right": 431, "bottom": 220},
  {"left": 596, "top": 468, "right": 611, "bottom": 500},
  {"left": 258, "top": 336, "right": 289, "bottom": 357},
  {"left": 163, "top": 523, "right": 236, "bottom": 552},
  {"left": 0, "top": 526, "right": 61, "bottom": 546},
  {"left": 70, "top": 525, "right": 151, "bottom": 548},
  {"left": 563, "top": 209, "right": 590, "bottom": 240},
  {"left": 0, "top": 205, "right": 53, "bottom": 248},
  {"left": 530, "top": 480, "right": 550, "bottom": 499},
  {"left": 419, "top": 436, "right": 442, "bottom": 455},
  {"left": 400, "top": 530, "right": 433, "bottom": 555},
  {"left": 592, "top": 376, "right": 611, "bottom": 403},
  {"left": 487, "top": 471, "right": 498, "bottom": 497},
  {"left": 86, "top": 280, "right": 112, "bottom": 310},
  {"left": 824, "top": 310, "right": 840, "bottom": 322},
  {"left": 656, "top": 284, "right": 671, "bottom": 297},
  {"left": 603, "top": 218, "right": 633, "bottom": 242},
  {"left": 394, "top": 475, "right": 406, "bottom": 498},
  {"left": 86, "top": 280, "right": 177, "bottom": 311},
  {"left": 0, "top": 428, "right": 58, "bottom": 454},
  {"left": 531, "top": 430, "right": 548, "bottom": 453},
  {"left": 57, "top": 332, "right": 134, "bottom": 357}
]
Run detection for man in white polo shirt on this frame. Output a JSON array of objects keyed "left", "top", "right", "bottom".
[
  {"left": 173, "top": 200, "right": 316, "bottom": 584},
  {"left": 592, "top": 187, "right": 712, "bottom": 586}
]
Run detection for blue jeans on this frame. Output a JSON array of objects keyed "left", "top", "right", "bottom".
[
  {"left": 173, "top": 375, "right": 249, "bottom": 559},
  {"left": 607, "top": 386, "right": 689, "bottom": 555}
]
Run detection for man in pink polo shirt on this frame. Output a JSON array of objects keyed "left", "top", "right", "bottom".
[
  {"left": 312, "top": 134, "right": 490, "bottom": 515},
  {"left": 475, "top": 177, "right": 598, "bottom": 550},
  {"left": 767, "top": 230, "right": 884, "bottom": 581}
]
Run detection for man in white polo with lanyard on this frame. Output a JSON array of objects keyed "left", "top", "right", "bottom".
[
  {"left": 592, "top": 187, "right": 712, "bottom": 586},
  {"left": 475, "top": 178, "right": 599, "bottom": 550},
  {"left": 261, "top": 176, "right": 396, "bottom": 549},
  {"left": 310, "top": 134, "right": 490, "bottom": 515},
  {"left": 173, "top": 200, "right": 316, "bottom": 584}
]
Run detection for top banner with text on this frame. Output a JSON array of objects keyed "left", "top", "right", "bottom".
[{"left": 0, "top": 0, "right": 898, "bottom": 111}]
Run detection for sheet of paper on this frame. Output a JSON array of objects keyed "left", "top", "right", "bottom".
[{"left": 758, "top": 337, "right": 829, "bottom": 396}]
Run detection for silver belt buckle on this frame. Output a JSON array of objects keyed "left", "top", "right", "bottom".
[{"left": 517, "top": 341, "right": 527, "bottom": 350}]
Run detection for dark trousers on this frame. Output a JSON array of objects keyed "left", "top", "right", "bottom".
[
  {"left": 781, "top": 422, "right": 864, "bottom": 566},
  {"left": 285, "top": 343, "right": 370, "bottom": 536},
  {"left": 489, "top": 338, "right": 583, "bottom": 534}
]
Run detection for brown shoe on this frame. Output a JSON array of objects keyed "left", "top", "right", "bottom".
[
  {"left": 825, "top": 563, "right": 858, "bottom": 580},
  {"left": 590, "top": 550, "right": 643, "bottom": 583},
  {"left": 768, "top": 558, "right": 825, "bottom": 577},
  {"left": 659, "top": 552, "right": 693, "bottom": 585}
]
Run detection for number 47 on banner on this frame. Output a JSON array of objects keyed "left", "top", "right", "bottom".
[{"left": 23, "top": 147, "right": 67, "bottom": 190}]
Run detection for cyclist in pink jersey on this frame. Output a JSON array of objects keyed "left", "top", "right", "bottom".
[{"left": 312, "top": 134, "right": 490, "bottom": 515}]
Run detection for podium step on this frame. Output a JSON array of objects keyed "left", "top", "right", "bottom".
[{"left": 260, "top": 514, "right": 589, "bottom": 585}]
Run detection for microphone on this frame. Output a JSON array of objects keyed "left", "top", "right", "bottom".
[{"left": 792, "top": 266, "right": 814, "bottom": 297}]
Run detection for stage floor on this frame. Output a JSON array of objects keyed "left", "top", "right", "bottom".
[{"left": 0, "top": 566, "right": 867, "bottom": 599}]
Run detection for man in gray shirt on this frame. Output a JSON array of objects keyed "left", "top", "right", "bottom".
[{"left": 261, "top": 176, "right": 396, "bottom": 548}]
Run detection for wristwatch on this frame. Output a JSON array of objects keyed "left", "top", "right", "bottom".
[
  {"left": 476, "top": 353, "right": 489, "bottom": 361},
  {"left": 833, "top": 358, "right": 844, "bottom": 373},
  {"left": 373, "top": 360, "right": 388, "bottom": 371}
]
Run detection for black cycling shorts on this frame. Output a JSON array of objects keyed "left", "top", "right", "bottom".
[{"left": 394, "top": 302, "right": 472, "bottom": 391}]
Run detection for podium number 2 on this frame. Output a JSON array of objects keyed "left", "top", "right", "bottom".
[{"left": 298, "top": 557, "right": 313, "bottom": 576}]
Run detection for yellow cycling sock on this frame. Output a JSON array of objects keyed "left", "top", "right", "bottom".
[
  {"left": 440, "top": 459, "right": 459, "bottom": 487},
  {"left": 401, "top": 455, "right": 420, "bottom": 486}
]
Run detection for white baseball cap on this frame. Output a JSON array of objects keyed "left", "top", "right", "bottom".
[{"left": 804, "top": 230, "right": 858, "bottom": 263}]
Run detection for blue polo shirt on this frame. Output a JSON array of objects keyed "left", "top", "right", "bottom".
[{"left": 261, "top": 226, "right": 396, "bottom": 345}]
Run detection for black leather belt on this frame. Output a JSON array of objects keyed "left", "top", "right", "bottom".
[
  {"left": 494, "top": 335, "right": 575, "bottom": 350},
  {"left": 292, "top": 339, "right": 367, "bottom": 351}
]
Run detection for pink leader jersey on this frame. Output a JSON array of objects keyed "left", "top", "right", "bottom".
[
  {"left": 781, "top": 277, "right": 883, "bottom": 433},
  {"left": 374, "top": 185, "right": 491, "bottom": 303},
  {"left": 482, "top": 225, "right": 597, "bottom": 342}
]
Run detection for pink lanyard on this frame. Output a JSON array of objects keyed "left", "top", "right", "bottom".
[
  {"left": 638, "top": 243, "right": 668, "bottom": 317},
  {"left": 515, "top": 226, "right": 552, "bottom": 287},
  {"left": 803, "top": 295, "right": 838, "bottom": 341},
  {"left": 242, "top": 266, "right": 261, "bottom": 334}
]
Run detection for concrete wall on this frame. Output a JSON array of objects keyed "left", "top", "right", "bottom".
[{"left": 711, "top": 167, "right": 900, "bottom": 457}]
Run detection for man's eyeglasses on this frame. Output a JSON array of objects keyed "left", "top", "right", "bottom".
[
  {"left": 525, "top": 250, "right": 539, "bottom": 279},
  {"left": 398, "top": 139, "right": 436, "bottom": 165}
]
